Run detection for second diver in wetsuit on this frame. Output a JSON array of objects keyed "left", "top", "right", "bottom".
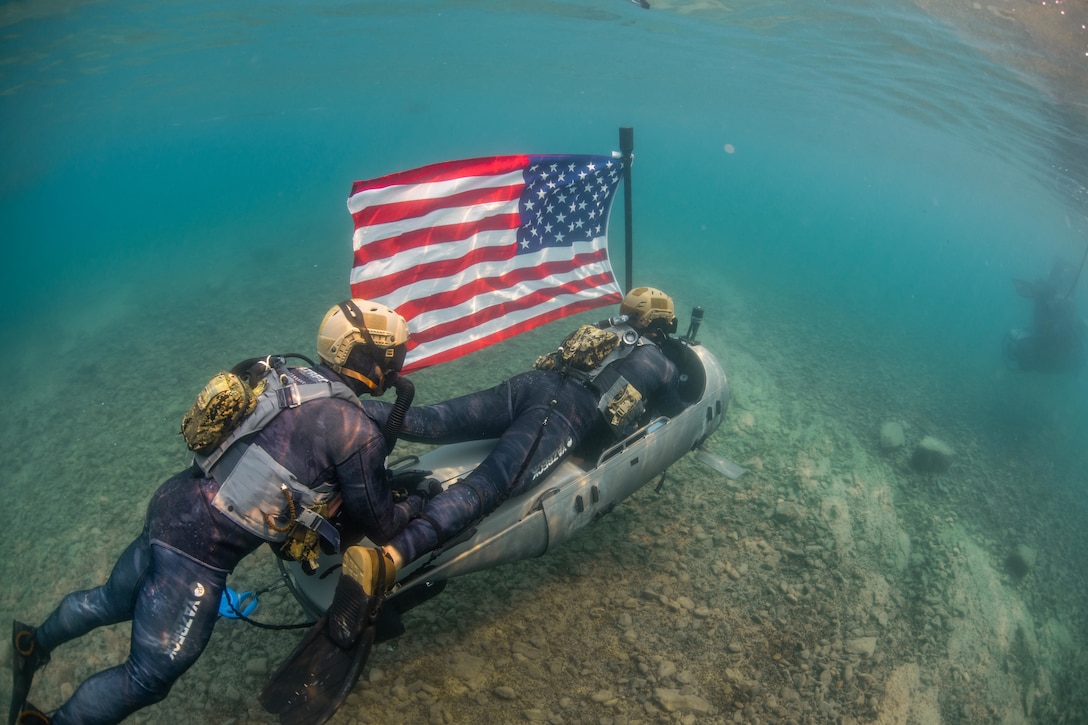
[{"left": 1005, "top": 257, "right": 1086, "bottom": 373}]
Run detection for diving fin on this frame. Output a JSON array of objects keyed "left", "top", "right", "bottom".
[
  {"left": 261, "top": 546, "right": 391, "bottom": 725},
  {"left": 694, "top": 448, "right": 748, "bottom": 480},
  {"left": 258, "top": 615, "right": 374, "bottom": 725},
  {"left": 9, "top": 621, "right": 49, "bottom": 725},
  {"left": 14, "top": 703, "right": 50, "bottom": 725}
]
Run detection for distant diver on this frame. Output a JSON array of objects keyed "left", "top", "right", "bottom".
[{"left": 1004, "top": 256, "right": 1086, "bottom": 373}]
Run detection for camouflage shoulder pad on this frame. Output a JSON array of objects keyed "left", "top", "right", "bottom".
[{"left": 558, "top": 324, "right": 621, "bottom": 371}]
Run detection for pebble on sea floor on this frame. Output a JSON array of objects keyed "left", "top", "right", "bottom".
[{"left": 879, "top": 421, "right": 905, "bottom": 450}]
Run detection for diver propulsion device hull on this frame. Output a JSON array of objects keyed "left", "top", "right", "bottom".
[{"left": 284, "top": 340, "right": 730, "bottom": 618}]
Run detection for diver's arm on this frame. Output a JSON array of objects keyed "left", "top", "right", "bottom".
[
  {"left": 359, "top": 399, "right": 477, "bottom": 444},
  {"left": 651, "top": 356, "right": 687, "bottom": 417},
  {"left": 622, "top": 344, "right": 686, "bottom": 417},
  {"left": 335, "top": 419, "right": 419, "bottom": 545}
]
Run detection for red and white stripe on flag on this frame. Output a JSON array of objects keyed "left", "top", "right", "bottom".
[{"left": 347, "top": 154, "right": 624, "bottom": 372}]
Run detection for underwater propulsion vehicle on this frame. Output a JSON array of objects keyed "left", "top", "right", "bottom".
[
  {"left": 260, "top": 129, "right": 747, "bottom": 723},
  {"left": 278, "top": 305, "right": 741, "bottom": 638}
]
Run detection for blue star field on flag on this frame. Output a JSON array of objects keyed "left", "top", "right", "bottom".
[{"left": 517, "top": 156, "right": 622, "bottom": 253}]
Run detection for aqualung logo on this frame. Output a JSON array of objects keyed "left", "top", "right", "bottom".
[
  {"left": 167, "top": 582, "right": 206, "bottom": 661},
  {"left": 293, "top": 367, "right": 323, "bottom": 384},
  {"left": 529, "top": 436, "right": 573, "bottom": 482}
]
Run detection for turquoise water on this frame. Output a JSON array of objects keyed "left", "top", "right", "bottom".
[
  {"left": 4, "top": 0, "right": 1086, "bottom": 458},
  {"left": 3, "top": 1, "right": 1088, "bottom": 722}
]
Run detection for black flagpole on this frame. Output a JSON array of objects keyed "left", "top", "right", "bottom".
[{"left": 619, "top": 127, "right": 634, "bottom": 293}]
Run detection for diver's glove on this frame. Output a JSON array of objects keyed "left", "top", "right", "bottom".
[
  {"left": 413, "top": 477, "right": 443, "bottom": 499},
  {"left": 389, "top": 469, "right": 441, "bottom": 501}
]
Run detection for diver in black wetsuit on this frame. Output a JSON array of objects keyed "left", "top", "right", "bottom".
[
  {"left": 368, "top": 290, "right": 686, "bottom": 569},
  {"left": 1005, "top": 258, "right": 1086, "bottom": 373},
  {"left": 367, "top": 284, "right": 686, "bottom": 576},
  {"left": 260, "top": 287, "right": 687, "bottom": 725},
  {"left": 9, "top": 299, "right": 416, "bottom": 725}
]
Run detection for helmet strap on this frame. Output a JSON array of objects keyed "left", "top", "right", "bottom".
[
  {"left": 338, "top": 364, "right": 383, "bottom": 394},
  {"left": 338, "top": 300, "right": 388, "bottom": 369}
]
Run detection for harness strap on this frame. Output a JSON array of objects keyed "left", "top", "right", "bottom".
[
  {"left": 564, "top": 325, "right": 647, "bottom": 389},
  {"left": 197, "top": 369, "right": 359, "bottom": 475},
  {"left": 294, "top": 506, "right": 341, "bottom": 553},
  {"left": 194, "top": 365, "right": 361, "bottom": 550}
]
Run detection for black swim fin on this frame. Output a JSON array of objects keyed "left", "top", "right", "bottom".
[
  {"left": 261, "top": 546, "right": 392, "bottom": 724},
  {"left": 9, "top": 621, "right": 49, "bottom": 725},
  {"left": 258, "top": 615, "right": 374, "bottom": 725},
  {"left": 14, "top": 703, "right": 50, "bottom": 725}
]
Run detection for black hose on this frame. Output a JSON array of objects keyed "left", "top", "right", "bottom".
[
  {"left": 282, "top": 352, "right": 317, "bottom": 368},
  {"left": 382, "top": 373, "right": 415, "bottom": 451},
  {"left": 508, "top": 374, "right": 564, "bottom": 492},
  {"left": 225, "top": 577, "right": 316, "bottom": 631}
]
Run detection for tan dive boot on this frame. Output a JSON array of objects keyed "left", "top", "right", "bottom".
[
  {"left": 341, "top": 546, "right": 397, "bottom": 598},
  {"left": 326, "top": 546, "right": 397, "bottom": 650}
]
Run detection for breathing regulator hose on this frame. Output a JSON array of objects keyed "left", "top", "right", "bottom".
[{"left": 382, "top": 373, "right": 415, "bottom": 450}]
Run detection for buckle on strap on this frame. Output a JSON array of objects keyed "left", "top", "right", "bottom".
[
  {"left": 295, "top": 507, "right": 341, "bottom": 553},
  {"left": 276, "top": 384, "right": 301, "bottom": 408}
]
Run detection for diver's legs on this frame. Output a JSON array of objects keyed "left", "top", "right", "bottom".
[
  {"left": 361, "top": 377, "right": 526, "bottom": 444},
  {"left": 35, "top": 534, "right": 152, "bottom": 654},
  {"left": 390, "top": 381, "right": 592, "bottom": 564},
  {"left": 11, "top": 534, "right": 150, "bottom": 725},
  {"left": 49, "top": 544, "right": 226, "bottom": 725},
  {"left": 368, "top": 371, "right": 598, "bottom": 567},
  {"left": 387, "top": 484, "right": 486, "bottom": 563}
]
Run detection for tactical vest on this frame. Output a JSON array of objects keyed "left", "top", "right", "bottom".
[
  {"left": 195, "top": 366, "right": 361, "bottom": 553},
  {"left": 536, "top": 322, "right": 650, "bottom": 435}
]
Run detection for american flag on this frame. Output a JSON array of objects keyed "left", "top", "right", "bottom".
[{"left": 347, "top": 154, "right": 624, "bottom": 372}]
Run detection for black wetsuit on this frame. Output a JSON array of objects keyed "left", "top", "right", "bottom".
[
  {"left": 32, "top": 365, "right": 416, "bottom": 725},
  {"left": 365, "top": 338, "right": 685, "bottom": 565}
]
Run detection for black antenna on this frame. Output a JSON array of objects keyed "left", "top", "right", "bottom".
[{"left": 619, "top": 127, "right": 634, "bottom": 293}]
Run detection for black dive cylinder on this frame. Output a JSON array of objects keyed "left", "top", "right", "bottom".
[{"left": 382, "top": 374, "right": 415, "bottom": 450}]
